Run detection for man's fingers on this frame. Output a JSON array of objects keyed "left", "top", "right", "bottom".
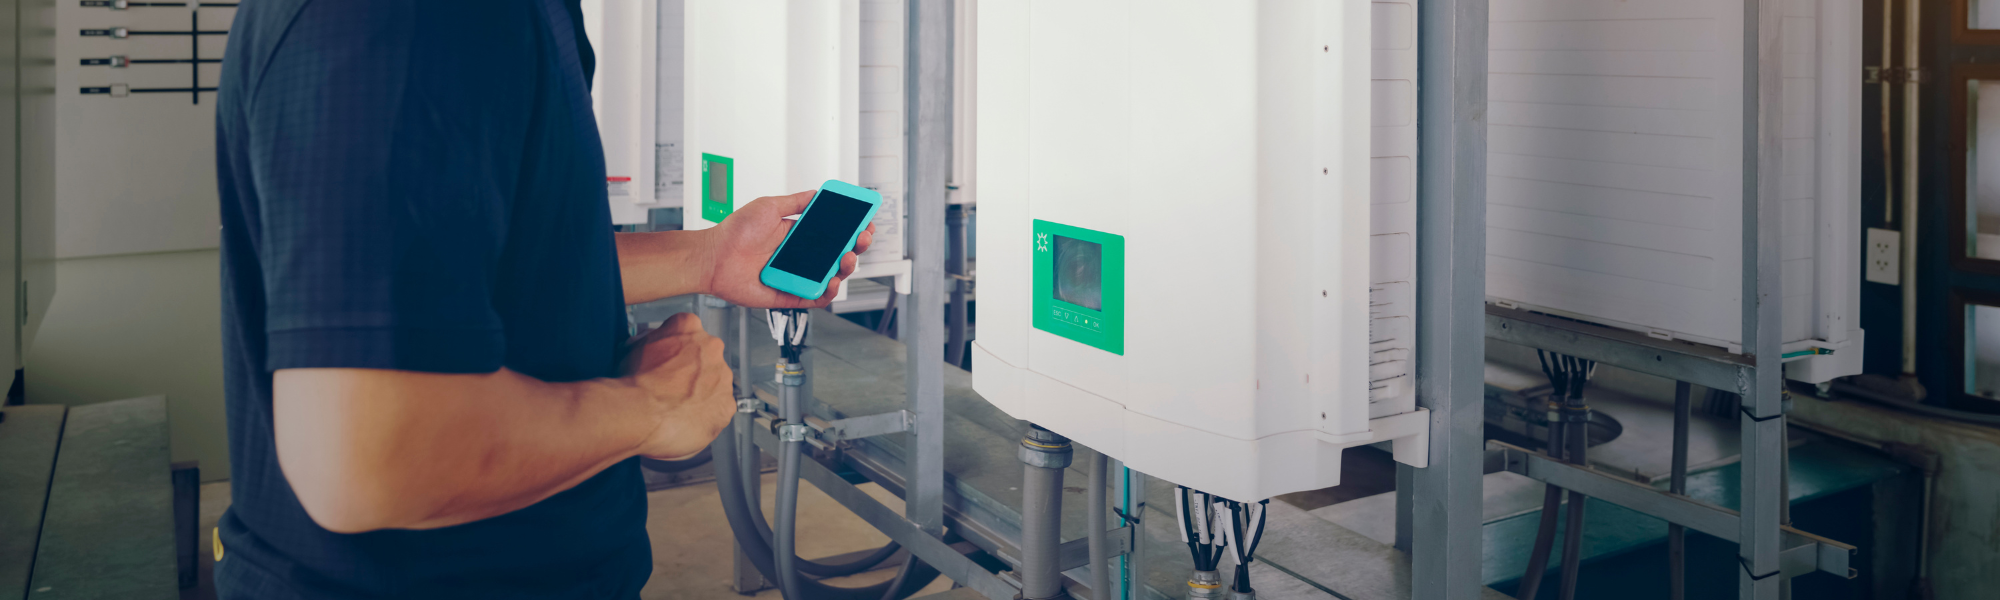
[
  {"left": 852, "top": 227, "right": 874, "bottom": 256},
  {"left": 816, "top": 277, "right": 844, "bottom": 306},
  {"left": 835, "top": 252, "right": 859, "bottom": 280},
  {"left": 662, "top": 312, "right": 705, "bottom": 335},
  {"left": 772, "top": 190, "right": 816, "bottom": 216}
]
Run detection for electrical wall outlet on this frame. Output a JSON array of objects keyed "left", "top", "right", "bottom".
[{"left": 1866, "top": 228, "right": 1900, "bottom": 285}]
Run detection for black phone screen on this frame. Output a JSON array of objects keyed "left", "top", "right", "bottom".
[{"left": 769, "top": 190, "right": 872, "bottom": 280}]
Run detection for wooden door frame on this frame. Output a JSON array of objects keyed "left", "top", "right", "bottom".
[
  {"left": 1944, "top": 63, "right": 2000, "bottom": 276},
  {"left": 1956, "top": 0, "right": 2000, "bottom": 44},
  {"left": 1946, "top": 287, "right": 2000, "bottom": 412}
]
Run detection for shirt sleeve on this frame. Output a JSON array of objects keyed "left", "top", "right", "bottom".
[{"left": 247, "top": 0, "right": 542, "bottom": 373}]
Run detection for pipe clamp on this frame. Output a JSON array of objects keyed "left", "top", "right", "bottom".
[{"left": 778, "top": 422, "right": 812, "bottom": 443}]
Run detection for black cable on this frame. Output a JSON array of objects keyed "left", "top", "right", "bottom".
[{"left": 1223, "top": 499, "right": 1268, "bottom": 594}]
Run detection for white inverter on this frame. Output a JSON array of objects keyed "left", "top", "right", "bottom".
[
  {"left": 970, "top": 0, "right": 1428, "bottom": 502},
  {"left": 1483, "top": 0, "right": 1864, "bottom": 383}
]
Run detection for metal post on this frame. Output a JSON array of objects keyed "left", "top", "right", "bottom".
[
  {"left": 1401, "top": 0, "right": 1488, "bottom": 598},
  {"left": 1089, "top": 453, "right": 1111, "bottom": 600},
  {"left": 1739, "top": 0, "right": 1785, "bottom": 597},
  {"left": 1127, "top": 468, "right": 1148, "bottom": 600},
  {"left": 905, "top": 0, "right": 953, "bottom": 536},
  {"left": 1020, "top": 425, "right": 1073, "bottom": 600}
]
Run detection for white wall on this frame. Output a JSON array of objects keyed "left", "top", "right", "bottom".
[{"left": 27, "top": 250, "right": 227, "bottom": 481}]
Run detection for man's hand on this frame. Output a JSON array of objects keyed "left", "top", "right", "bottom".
[
  {"left": 622, "top": 313, "right": 735, "bottom": 460},
  {"left": 700, "top": 191, "right": 875, "bottom": 309}
]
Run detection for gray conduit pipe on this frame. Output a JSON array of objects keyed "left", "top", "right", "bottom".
[
  {"left": 1516, "top": 398, "right": 1568, "bottom": 599},
  {"left": 710, "top": 419, "right": 939, "bottom": 600},
  {"left": 776, "top": 361, "right": 808, "bottom": 600},
  {"left": 1556, "top": 411, "right": 1588, "bottom": 600},
  {"left": 1020, "top": 425, "right": 1074, "bottom": 600},
  {"left": 732, "top": 391, "right": 900, "bottom": 580}
]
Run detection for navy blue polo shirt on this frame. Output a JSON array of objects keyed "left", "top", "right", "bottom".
[{"left": 212, "top": 1, "right": 646, "bottom": 597}]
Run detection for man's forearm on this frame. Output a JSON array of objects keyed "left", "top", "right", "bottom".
[
  {"left": 274, "top": 368, "right": 658, "bottom": 533},
  {"left": 616, "top": 230, "right": 714, "bottom": 305}
]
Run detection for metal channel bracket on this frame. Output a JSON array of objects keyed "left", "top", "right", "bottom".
[
  {"left": 805, "top": 410, "right": 913, "bottom": 443},
  {"left": 1490, "top": 441, "right": 1855, "bottom": 579}
]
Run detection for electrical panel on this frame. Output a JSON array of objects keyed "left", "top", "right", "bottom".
[
  {"left": 970, "top": 0, "right": 1426, "bottom": 502},
  {"left": 1483, "top": 0, "right": 1863, "bottom": 383}
]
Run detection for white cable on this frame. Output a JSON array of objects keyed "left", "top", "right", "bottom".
[
  {"left": 1175, "top": 487, "right": 1192, "bottom": 545},
  {"left": 1190, "top": 491, "right": 1209, "bottom": 545},
  {"left": 1218, "top": 502, "right": 1240, "bottom": 557}
]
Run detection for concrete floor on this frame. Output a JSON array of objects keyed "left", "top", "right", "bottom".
[{"left": 185, "top": 474, "right": 955, "bottom": 600}]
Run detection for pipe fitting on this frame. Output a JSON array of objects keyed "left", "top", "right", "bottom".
[
  {"left": 1018, "top": 427, "right": 1073, "bottom": 469},
  {"left": 778, "top": 361, "right": 806, "bottom": 387},
  {"left": 737, "top": 398, "right": 763, "bottom": 414},
  {"left": 1187, "top": 570, "right": 1224, "bottom": 600},
  {"left": 1230, "top": 590, "right": 1258, "bottom": 600}
]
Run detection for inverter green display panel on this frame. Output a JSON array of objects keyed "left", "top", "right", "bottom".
[
  {"left": 701, "top": 153, "right": 734, "bottom": 223},
  {"left": 1033, "top": 220, "right": 1124, "bottom": 355}
]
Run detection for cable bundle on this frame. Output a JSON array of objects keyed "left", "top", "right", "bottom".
[
  {"left": 1177, "top": 487, "right": 1268, "bottom": 598},
  {"left": 1219, "top": 498, "right": 1269, "bottom": 597},
  {"left": 768, "top": 308, "right": 811, "bottom": 362},
  {"left": 1518, "top": 350, "right": 1598, "bottom": 600},
  {"left": 1534, "top": 350, "right": 1596, "bottom": 414},
  {"left": 1175, "top": 486, "right": 1226, "bottom": 573}
]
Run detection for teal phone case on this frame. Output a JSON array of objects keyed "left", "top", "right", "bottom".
[{"left": 758, "top": 180, "right": 883, "bottom": 299}]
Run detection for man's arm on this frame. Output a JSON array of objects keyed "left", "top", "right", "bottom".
[
  {"left": 275, "top": 314, "right": 732, "bottom": 533},
  {"left": 614, "top": 229, "right": 714, "bottom": 305},
  {"left": 617, "top": 191, "right": 873, "bottom": 307}
]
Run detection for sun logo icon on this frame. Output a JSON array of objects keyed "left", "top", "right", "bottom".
[{"left": 1036, "top": 232, "right": 1051, "bottom": 252}]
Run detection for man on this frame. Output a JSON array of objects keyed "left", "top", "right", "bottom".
[{"left": 211, "top": 1, "right": 870, "bottom": 597}]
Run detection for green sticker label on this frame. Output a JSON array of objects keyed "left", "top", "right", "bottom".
[
  {"left": 701, "top": 153, "right": 734, "bottom": 223},
  {"left": 1033, "top": 220, "right": 1124, "bottom": 355}
]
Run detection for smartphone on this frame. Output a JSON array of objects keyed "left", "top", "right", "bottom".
[{"left": 759, "top": 180, "right": 883, "bottom": 300}]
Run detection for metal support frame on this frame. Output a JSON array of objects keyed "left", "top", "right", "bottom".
[
  {"left": 1490, "top": 442, "right": 1856, "bottom": 580},
  {"left": 1395, "top": 0, "right": 1488, "bottom": 598},
  {"left": 904, "top": 0, "right": 952, "bottom": 539}
]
